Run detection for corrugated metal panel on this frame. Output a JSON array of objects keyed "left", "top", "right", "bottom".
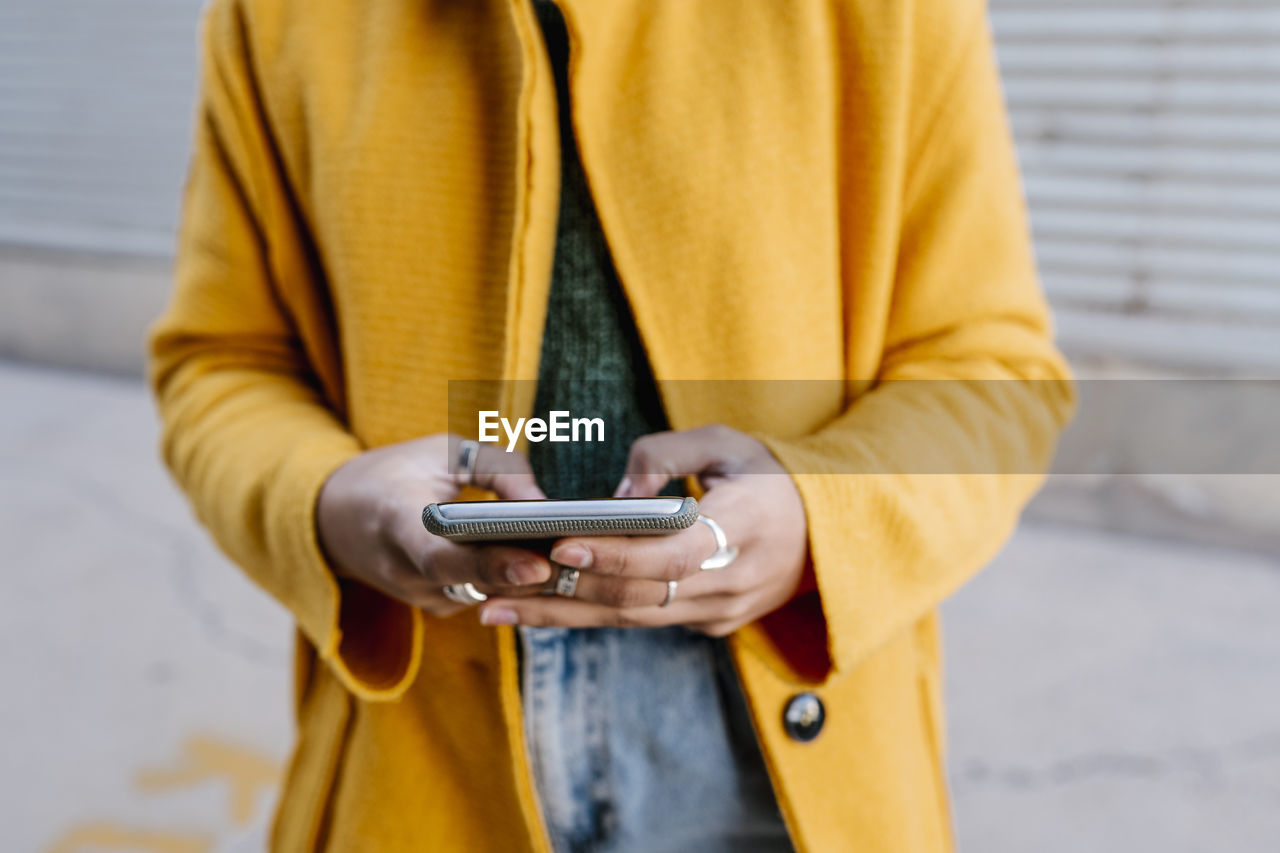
[
  {"left": 0, "top": 0, "right": 1275, "bottom": 369},
  {"left": 0, "top": 0, "right": 205, "bottom": 256},
  {"left": 991, "top": 0, "right": 1280, "bottom": 359}
]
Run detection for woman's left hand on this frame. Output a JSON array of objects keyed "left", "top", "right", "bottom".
[{"left": 478, "top": 425, "right": 810, "bottom": 637}]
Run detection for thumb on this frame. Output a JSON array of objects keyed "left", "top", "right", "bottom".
[
  {"left": 472, "top": 444, "right": 546, "bottom": 500},
  {"left": 617, "top": 425, "right": 759, "bottom": 497}
]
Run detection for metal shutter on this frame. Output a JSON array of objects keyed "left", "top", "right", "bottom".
[
  {"left": 990, "top": 0, "right": 1280, "bottom": 372},
  {"left": 1, "top": 1, "right": 1275, "bottom": 370},
  {"left": 0, "top": 0, "right": 205, "bottom": 256}
]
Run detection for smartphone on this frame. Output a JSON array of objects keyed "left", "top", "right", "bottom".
[{"left": 422, "top": 496, "right": 698, "bottom": 542}]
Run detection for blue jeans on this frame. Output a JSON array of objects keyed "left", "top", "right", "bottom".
[{"left": 519, "top": 626, "right": 793, "bottom": 853}]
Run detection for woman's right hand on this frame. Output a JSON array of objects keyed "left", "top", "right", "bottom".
[{"left": 316, "top": 433, "right": 554, "bottom": 616}]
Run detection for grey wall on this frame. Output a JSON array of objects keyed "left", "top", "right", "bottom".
[
  {"left": 0, "top": 0, "right": 1277, "bottom": 375},
  {"left": 994, "top": 0, "right": 1280, "bottom": 373},
  {"left": 0, "top": 0, "right": 206, "bottom": 256}
]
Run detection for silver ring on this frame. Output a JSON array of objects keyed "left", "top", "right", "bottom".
[
  {"left": 661, "top": 580, "right": 678, "bottom": 608},
  {"left": 443, "top": 582, "right": 487, "bottom": 605},
  {"left": 697, "top": 515, "right": 739, "bottom": 571},
  {"left": 554, "top": 565, "right": 581, "bottom": 598},
  {"left": 455, "top": 439, "right": 481, "bottom": 486}
]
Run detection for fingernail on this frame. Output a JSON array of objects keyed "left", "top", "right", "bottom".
[
  {"left": 613, "top": 477, "right": 632, "bottom": 498},
  {"left": 506, "top": 561, "right": 543, "bottom": 585},
  {"left": 550, "top": 543, "right": 591, "bottom": 569},
  {"left": 480, "top": 607, "right": 518, "bottom": 626}
]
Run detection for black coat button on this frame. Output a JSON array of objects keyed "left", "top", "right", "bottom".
[{"left": 783, "top": 693, "right": 825, "bottom": 742}]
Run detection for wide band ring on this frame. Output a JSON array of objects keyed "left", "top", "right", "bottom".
[
  {"left": 660, "top": 580, "right": 678, "bottom": 608},
  {"left": 554, "top": 565, "right": 581, "bottom": 598},
  {"left": 697, "top": 515, "right": 739, "bottom": 571},
  {"left": 455, "top": 439, "right": 481, "bottom": 486},
  {"left": 443, "top": 582, "right": 487, "bottom": 605}
]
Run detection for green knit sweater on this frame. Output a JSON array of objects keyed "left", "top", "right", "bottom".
[{"left": 528, "top": 1, "right": 671, "bottom": 500}]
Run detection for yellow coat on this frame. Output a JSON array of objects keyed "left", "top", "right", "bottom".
[{"left": 149, "top": 0, "right": 1073, "bottom": 849}]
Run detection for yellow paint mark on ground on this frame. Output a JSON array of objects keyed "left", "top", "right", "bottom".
[
  {"left": 135, "top": 735, "right": 281, "bottom": 826},
  {"left": 44, "top": 823, "right": 212, "bottom": 853}
]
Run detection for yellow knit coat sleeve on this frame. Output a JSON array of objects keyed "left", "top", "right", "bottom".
[
  {"left": 147, "top": 1, "right": 423, "bottom": 700},
  {"left": 751, "top": 1, "right": 1076, "bottom": 677}
]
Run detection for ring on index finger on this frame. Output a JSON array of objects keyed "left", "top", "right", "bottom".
[{"left": 697, "top": 515, "right": 739, "bottom": 571}]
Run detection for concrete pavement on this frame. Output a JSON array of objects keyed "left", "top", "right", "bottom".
[
  {"left": 2, "top": 360, "right": 1277, "bottom": 852},
  {"left": 945, "top": 522, "right": 1280, "bottom": 851}
]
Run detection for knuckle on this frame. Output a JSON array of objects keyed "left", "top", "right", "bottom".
[
  {"left": 478, "top": 548, "right": 523, "bottom": 585},
  {"left": 598, "top": 580, "right": 628, "bottom": 607},
  {"left": 626, "top": 439, "right": 651, "bottom": 465},
  {"left": 627, "top": 438, "right": 666, "bottom": 477},
  {"left": 407, "top": 548, "right": 439, "bottom": 583},
  {"left": 609, "top": 545, "right": 634, "bottom": 578},
  {"left": 616, "top": 582, "right": 651, "bottom": 609},
  {"left": 421, "top": 599, "right": 457, "bottom": 617},
  {"left": 629, "top": 433, "right": 658, "bottom": 456},
  {"left": 719, "top": 566, "right": 755, "bottom": 595},
  {"left": 514, "top": 608, "right": 545, "bottom": 627},
  {"left": 662, "top": 546, "right": 697, "bottom": 580},
  {"left": 708, "top": 423, "right": 736, "bottom": 442},
  {"left": 661, "top": 557, "right": 688, "bottom": 581},
  {"left": 393, "top": 567, "right": 432, "bottom": 601},
  {"left": 628, "top": 454, "right": 655, "bottom": 480},
  {"left": 580, "top": 542, "right": 616, "bottom": 575},
  {"left": 475, "top": 554, "right": 505, "bottom": 586},
  {"left": 723, "top": 596, "right": 754, "bottom": 623},
  {"left": 677, "top": 546, "right": 704, "bottom": 578},
  {"left": 612, "top": 609, "right": 642, "bottom": 629}
]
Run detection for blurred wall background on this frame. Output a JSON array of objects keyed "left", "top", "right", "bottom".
[
  {"left": 2, "top": 0, "right": 1278, "bottom": 376},
  {"left": 0, "top": 0, "right": 202, "bottom": 373},
  {"left": 2, "top": 1, "right": 1277, "bottom": 851},
  {"left": 997, "top": 1, "right": 1280, "bottom": 375}
]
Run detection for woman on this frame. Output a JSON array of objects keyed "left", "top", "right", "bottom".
[{"left": 149, "top": 0, "right": 1073, "bottom": 850}]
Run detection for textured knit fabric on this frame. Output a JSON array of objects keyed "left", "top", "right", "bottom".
[
  {"left": 520, "top": 3, "right": 789, "bottom": 850},
  {"left": 148, "top": 0, "right": 1075, "bottom": 849},
  {"left": 525, "top": 0, "right": 667, "bottom": 501}
]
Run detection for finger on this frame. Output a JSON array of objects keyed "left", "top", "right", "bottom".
[
  {"left": 394, "top": 497, "right": 554, "bottom": 586},
  {"left": 560, "top": 573, "right": 669, "bottom": 609},
  {"left": 548, "top": 521, "right": 721, "bottom": 581},
  {"left": 341, "top": 558, "right": 469, "bottom": 616},
  {"left": 477, "top": 593, "right": 716, "bottom": 629},
  {"left": 451, "top": 542, "right": 554, "bottom": 587},
  {"left": 617, "top": 425, "right": 762, "bottom": 496},
  {"left": 551, "top": 477, "right": 761, "bottom": 584},
  {"left": 425, "top": 598, "right": 470, "bottom": 618},
  {"left": 562, "top": 561, "right": 739, "bottom": 608},
  {"left": 399, "top": 563, "right": 556, "bottom": 613},
  {"left": 683, "top": 619, "right": 746, "bottom": 639},
  {"left": 404, "top": 527, "right": 554, "bottom": 588},
  {"left": 400, "top": 572, "right": 551, "bottom": 614},
  {"left": 471, "top": 443, "right": 546, "bottom": 500},
  {"left": 470, "top": 579, "right": 560, "bottom": 599}
]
